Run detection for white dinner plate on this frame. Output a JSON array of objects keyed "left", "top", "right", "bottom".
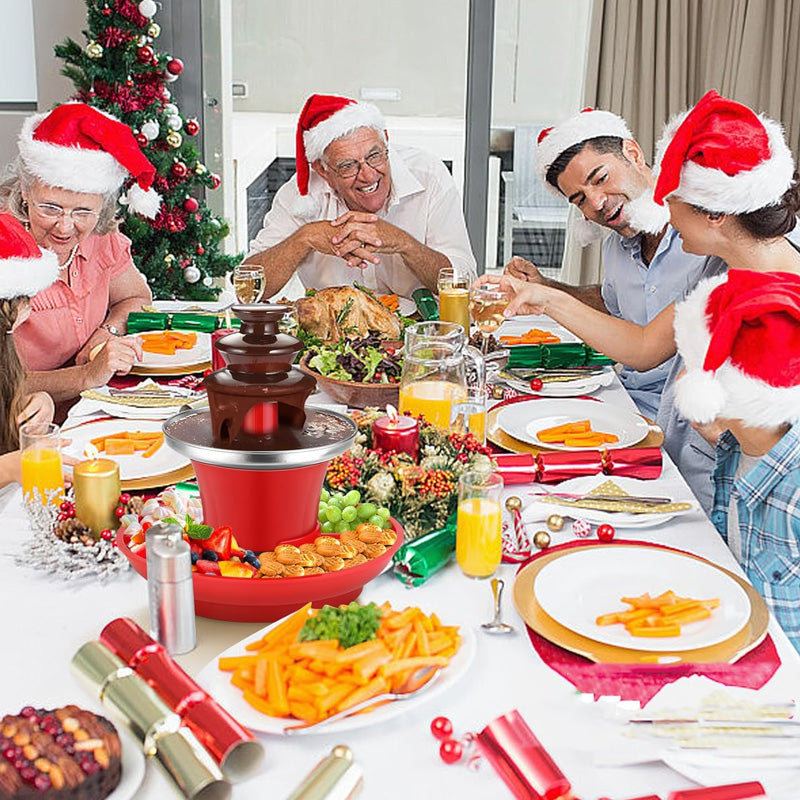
[
  {"left": 496, "top": 397, "right": 650, "bottom": 450},
  {"left": 135, "top": 330, "right": 211, "bottom": 369},
  {"left": 196, "top": 614, "right": 476, "bottom": 735},
  {"left": 533, "top": 546, "right": 752, "bottom": 652},
  {"left": 501, "top": 367, "right": 615, "bottom": 398},
  {"left": 522, "top": 475, "right": 696, "bottom": 529},
  {"left": 397, "top": 296, "right": 416, "bottom": 317},
  {"left": 62, "top": 418, "right": 190, "bottom": 481},
  {"left": 495, "top": 318, "right": 580, "bottom": 345}
]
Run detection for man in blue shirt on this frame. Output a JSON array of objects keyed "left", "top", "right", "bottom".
[{"left": 506, "top": 108, "right": 708, "bottom": 419}]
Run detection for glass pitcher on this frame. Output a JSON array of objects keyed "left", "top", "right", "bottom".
[{"left": 399, "top": 321, "right": 483, "bottom": 429}]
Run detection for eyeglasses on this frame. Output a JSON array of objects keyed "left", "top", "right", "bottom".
[
  {"left": 328, "top": 149, "right": 389, "bottom": 179},
  {"left": 30, "top": 202, "right": 100, "bottom": 224}
]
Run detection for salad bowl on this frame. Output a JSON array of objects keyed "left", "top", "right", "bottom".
[{"left": 299, "top": 352, "right": 400, "bottom": 409}]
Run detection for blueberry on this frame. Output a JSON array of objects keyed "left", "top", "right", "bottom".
[
  {"left": 243, "top": 553, "right": 261, "bottom": 570},
  {"left": 190, "top": 551, "right": 199, "bottom": 565},
  {"left": 201, "top": 550, "right": 219, "bottom": 562}
]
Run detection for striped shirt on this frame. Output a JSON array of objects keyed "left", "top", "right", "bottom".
[{"left": 710, "top": 424, "right": 800, "bottom": 653}]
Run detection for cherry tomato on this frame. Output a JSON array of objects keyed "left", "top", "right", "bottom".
[
  {"left": 597, "top": 523, "right": 615, "bottom": 542},
  {"left": 430, "top": 716, "right": 453, "bottom": 741},
  {"left": 530, "top": 378, "right": 543, "bottom": 391}
]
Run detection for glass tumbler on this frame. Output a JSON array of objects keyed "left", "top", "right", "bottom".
[{"left": 19, "top": 421, "right": 64, "bottom": 506}]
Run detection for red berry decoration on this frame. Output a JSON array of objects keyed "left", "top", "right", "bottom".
[
  {"left": 56, "top": 512, "right": 67, "bottom": 522},
  {"left": 210, "top": 173, "right": 221, "bottom": 189},
  {"left": 530, "top": 377, "right": 543, "bottom": 391},
  {"left": 439, "top": 738, "right": 463, "bottom": 764},
  {"left": 101, "top": 7, "right": 111, "bottom": 15},
  {"left": 100, "top": 530, "right": 114, "bottom": 541},
  {"left": 185, "top": 118, "right": 200, "bottom": 136},
  {"left": 196, "top": 245, "right": 205, "bottom": 255},
  {"left": 125, "top": 78, "right": 134, "bottom": 88},
  {"left": 135, "top": 132, "right": 148, "bottom": 147},
  {"left": 137, "top": 45, "right": 154, "bottom": 63},
  {"left": 119, "top": 493, "right": 131, "bottom": 505},
  {"left": 115, "top": 506, "right": 125, "bottom": 519},
  {"left": 183, "top": 197, "right": 200, "bottom": 213},
  {"left": 171, "top": 161, "right": 188, "bottom": 178},
  {"left": 597, "top": 523, "right": 615, "bottom": 542},
  {"left": 430, "top": 716, "right": 453, "bottom": 741},
  {"left": 166, "top": 57, "right": 184, "bottom": 75},
  {"left": 59, "top": 500, "right": 72, "bottom": 512}
]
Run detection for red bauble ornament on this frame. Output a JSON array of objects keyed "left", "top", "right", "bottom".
[
  {"left": 210, "top": 173, "right": 221, "bottom": 189},
  {"left": 439, "top": 739, "right": 463, "bottom": 765},
  {"left": 430, "top": 717, "right": 453, "bottom": 741},
  {"left": 101, "top": 7, "right": 112, "bottom": 15},
  {"left": 196, "top": 245, "right": 205, "bottom": 255},
  {"left": 125, "top": 78, "right": 134, "bottom": 88},
  {"left": 137, "top": 45, "right": 154, "bottom": 62},
  {"left": 134, "top": 132, "right": 148, "bottom": 147},
  {"left": 166, "top": 57, "right": 184, "bottom": 76},
  {"left": 597, "top": 523, "right": 616, "bottom": 542},
  {"left": 530, "top": 377, "right": 543, "bottom": 391},
  {"left": 183, "top": 197, "right": 200, "bottom": 213},
  {"left": 171, "top": 161, "right": 188, "bottom": 178},
  {"left": 185, "top": 118, "right": 200, "bottom": 136}
]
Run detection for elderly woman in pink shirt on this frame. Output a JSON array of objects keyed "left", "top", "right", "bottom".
[{"left": 0, "top": 103, "right": 163, "bottom": 403}]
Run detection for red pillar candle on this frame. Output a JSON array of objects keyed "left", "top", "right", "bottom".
[{"left": 372, "top": 406, "right": 419, "bottom": 458}]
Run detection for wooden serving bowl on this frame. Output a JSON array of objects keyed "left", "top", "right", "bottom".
[{"left": 298, "top": 353, "right": 400, "bottom": 410}]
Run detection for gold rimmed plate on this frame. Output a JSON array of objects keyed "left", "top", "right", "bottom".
[
  {"left": 512, "top": 542, "right": 769, "bottom": 664},
  {"left": 131, "top": 329, "right": 211, "bottom": 376}
]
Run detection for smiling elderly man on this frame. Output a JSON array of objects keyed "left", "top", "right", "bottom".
[{"left": 245, "top": 94, "right": 476, "bottom": 298}]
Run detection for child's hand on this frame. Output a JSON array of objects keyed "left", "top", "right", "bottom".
[{"left": 16, "top": 391, "right": 54, "bottom": 427}]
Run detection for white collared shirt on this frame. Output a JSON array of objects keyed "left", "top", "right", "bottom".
[{"left": 248, "top": 145, "right": 476, "bottom": 296}]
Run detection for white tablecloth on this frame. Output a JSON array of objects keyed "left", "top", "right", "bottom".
[{"left": 4, "top": 361, "right": 799, "bottom": 799}]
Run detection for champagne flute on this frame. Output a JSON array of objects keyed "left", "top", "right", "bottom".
[
  {"left": 469, "top": 284, "right": 511, "bottom": 401},
  {"left": 232, "top": 264, "right": 266, "bottom": 304}
]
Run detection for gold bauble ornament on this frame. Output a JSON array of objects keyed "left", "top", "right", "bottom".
[
  {"left": 195, "top": 163, "right": 207, "bottom": 174},
  {"left": 166, "top": 131, "right": 183, "bottom": 148},
  {"left": 164, "top": 253, "right": 175, "bottom": 263},
  {"left": 546, "top": 513, "right": 565, "bottom": 532},
  {"left": 86, "top": 41, "right": 104, "bottom": 59},
  {"left": 148, "top": 22, "right": 161, "bottom": 38},
  {"left": 505, "top": 496, "right": 522, "bottom": 513},
  {"left": 533, "top": 530, "right": 551, "bottom": 549}
]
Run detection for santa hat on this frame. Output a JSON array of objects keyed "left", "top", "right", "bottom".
[
  {"left": 295, "top": 94, "right": 386, "bottom": 196},
  {"left": 653, "top": 90, "right": 795, "bottom": 213},
  {"left": 18, "top": 103, "right": 161, "bottom": 219},
  {"left": 673, "top": 269, "right": 800, "bottom": 427},
  {"left": 0, "top": 213, "right": 58, "bottom": 299},
  {"left": 535, "top": 108, "right": 668, "bottom": 244}
]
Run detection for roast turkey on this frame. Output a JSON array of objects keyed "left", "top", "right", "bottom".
[{"left": 295, "top": 287, "right": 402, "bottom": 342}]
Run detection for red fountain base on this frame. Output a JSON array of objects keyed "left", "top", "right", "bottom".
[{"left": 192, "top": 459, "right": 329, "bottom": 552}]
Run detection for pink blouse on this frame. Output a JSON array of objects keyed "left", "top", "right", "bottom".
[{"left": 14, "top": 230, "right": 134, "bottom": 371}]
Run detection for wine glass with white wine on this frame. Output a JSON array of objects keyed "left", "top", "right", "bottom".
[
  {"left": 469, "top": 284, "right": 510, "bottom": 356},
  {"left": 232, "top": 264, "right": 266, "bottom": 304}
]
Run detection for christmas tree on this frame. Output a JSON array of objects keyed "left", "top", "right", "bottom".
[{"left": 54, "top": 0, "right": 239, "bottom": 300}]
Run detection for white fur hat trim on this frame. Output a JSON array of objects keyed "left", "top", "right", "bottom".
[
  {"left": 303, "top": 102, "right": 386, "bottom": 164},
  {"left": 0, "top": 248, "right": 59, "bottom": 299}
]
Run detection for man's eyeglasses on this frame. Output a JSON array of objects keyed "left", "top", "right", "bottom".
[
  {"left": 30, "top": 202, "right": 100, "bottom": 224},
  {"left": 328, "top": 149, "right": 389, "bottom": 179}
]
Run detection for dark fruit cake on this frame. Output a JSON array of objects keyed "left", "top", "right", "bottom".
[{"left": 0, "top": 705, "right": 122, "bottom": 799}]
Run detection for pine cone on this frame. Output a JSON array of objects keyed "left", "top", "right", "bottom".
[
  {"left": 125, "top": 496, "right": 145, "bottom": 516},
  {"left": 54, "top": 517, "right": 90, "bottom": 543}
]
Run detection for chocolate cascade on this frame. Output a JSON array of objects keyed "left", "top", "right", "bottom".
[{"left": 203, "top": 304, "right": 316, "bottom": 447}]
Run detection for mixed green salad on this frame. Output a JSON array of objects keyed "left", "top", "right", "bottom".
[{"left": 306, "top": 332, "right": 403, "bottom": 383}]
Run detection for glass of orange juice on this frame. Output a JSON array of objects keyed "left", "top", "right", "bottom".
[
  {"left": 437, "top": 267, "right": 471, "bottom": 334},
  {"left": 20, "top": 422, "right": 64, "bottom": 506},
  {"left": 456, "top": 469, "right": 503, "bottom": 579}
]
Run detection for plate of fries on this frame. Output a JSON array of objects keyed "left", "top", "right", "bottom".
[
  {"left": 197, "top": 601, "right": 476, "bottom": 734},
  {"left": 533, "top": 545, "right": 752, "bottom": 651},
  {"left": 62, "top": 418, "right": 190, "bottom": 482}
]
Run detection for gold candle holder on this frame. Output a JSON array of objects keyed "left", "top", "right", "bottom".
[{"left": 73, "top": 457, "right": 121, "bottom": 537}]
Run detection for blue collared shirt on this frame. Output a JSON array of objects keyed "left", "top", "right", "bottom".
[
  {"left": 710, "top": 425, "right": 800, "bottom": 653},
  {"left": 601, "top": 226, "right": 707, "bottom": 418}
]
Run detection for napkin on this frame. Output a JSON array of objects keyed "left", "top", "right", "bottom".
[
  {"left": 72, "top": 379, "right": 204, "bottom": 420},
  {"left": 534, "top": 479, "right": 692, "bottom": 515}
]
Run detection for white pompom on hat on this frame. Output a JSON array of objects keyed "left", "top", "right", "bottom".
[
  {"left": 653, "top": 90, "right": 795, "bottom": 213},
  {"left": 0, "top": 212, "right": 58, "bottom": 299},
  {"left": 295, "top": 94, "right": 386, "bottom": 196},
  {"left": 674, "top": 269, "right": 800, "bottom": 427},
  {"left": 18, "top": 102, "right": 161, "bottom": 218}
]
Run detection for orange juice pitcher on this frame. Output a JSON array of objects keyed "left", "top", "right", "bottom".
[{"left": 398, "top": 322, "right": 481, "bottom": 430}]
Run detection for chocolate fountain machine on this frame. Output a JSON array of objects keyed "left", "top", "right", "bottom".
[{"left": 163, "top": 304, "right": 357, "bottom": 552}]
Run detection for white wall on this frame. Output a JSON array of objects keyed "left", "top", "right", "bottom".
[{"left": 230, "top": 0, "right": 592, "bottom": 126}]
